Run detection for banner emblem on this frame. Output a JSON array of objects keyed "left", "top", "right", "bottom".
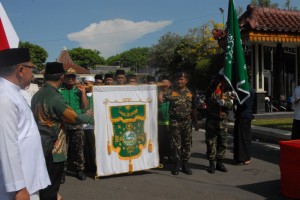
[{"left": 110, "top": 105, "right": 146, "bottom": 160}]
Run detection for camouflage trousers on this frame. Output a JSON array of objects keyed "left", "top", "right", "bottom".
[
  {"left": 169, "top": 118, "right": 192, "bottom": 161},
  {"left": 205, "top": 118, "right": 228, "bottom": 161},
  {"left": 66, "top": 127, "right": 85, "bottom": 171}
]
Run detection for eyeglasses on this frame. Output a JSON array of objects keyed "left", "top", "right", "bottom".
[{"left": 21, "top": 64, "right": 35, "bottom": 69}]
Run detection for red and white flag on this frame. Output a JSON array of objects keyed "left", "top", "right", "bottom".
[{"left": 0, "top": 2, "right": 19, "bottom": 50}]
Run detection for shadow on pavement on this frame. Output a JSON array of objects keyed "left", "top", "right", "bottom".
[{"left": 237, "top": 179, "right": 291, "bottom": 200}]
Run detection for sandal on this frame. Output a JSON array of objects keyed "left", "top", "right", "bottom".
[{"left": 243, "top": 160, "right": 251, "bottom": 165}]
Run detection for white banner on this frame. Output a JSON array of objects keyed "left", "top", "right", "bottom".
[{"left": 93, "top": 85, "right": 159, "bottom": 176}]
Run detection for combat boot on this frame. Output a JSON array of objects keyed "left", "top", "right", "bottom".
[
  {"left": 182, "top": 161, "right": 192, "bottom": 175},
  {"left": 207, "top": 160, "right": 215, "bottom": 174},
  {"left": 171, "top": 161, "right": 180, "bottom": 175},
  {"left": 216, "top": 159, "right": 228, "bottom": 172},
  {"left": 77, "top": 170, "right": 86, "bottom": 180}
]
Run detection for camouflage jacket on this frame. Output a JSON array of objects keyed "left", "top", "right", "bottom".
[
  {"left": 206, "top": 90, "right": 233, "bottom": 120},
  {"left": 165, "top": 88, "right": 192, "bottom": 120},
  {"left": 31, "top": 83, "right": 92, "bottom": 162}
]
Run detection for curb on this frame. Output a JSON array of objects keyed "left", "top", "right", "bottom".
[{"left": 228, "top": 122, "right": 291, "bottom": 143}]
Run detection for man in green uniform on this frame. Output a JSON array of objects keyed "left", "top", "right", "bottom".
[
  {"left": 59, "top": 68, "right": 89, "bottom": 181},
  {"left": 31, "top": 62, "right": 93, "bottom": 200},
  {"left": 159, "top": 72, "right": 193, "bottom": 175},
  {"left": 157, "top": 75, "right": 172, "bottom": 163},
  {"left": 205, "top": 75, "right": 233, "bottom": 174}
]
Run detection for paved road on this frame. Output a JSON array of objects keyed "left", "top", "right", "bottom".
[{"left": 60, "top": 129, "right": 290, "bottom": 200}]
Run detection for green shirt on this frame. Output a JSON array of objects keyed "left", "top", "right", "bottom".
[
  {"left": 59, "top": 86, "right": 83, "bottom": 114},
  {"left": 158, "top": 90, "right": 171, "bottom": 125}
]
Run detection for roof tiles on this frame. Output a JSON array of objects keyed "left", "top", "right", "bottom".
[
  {"left": 56, "top": 49, "right": 90, "bottom": 74},
  {"left": 239, "top": 5, "right": 300, "bottom": 34}
]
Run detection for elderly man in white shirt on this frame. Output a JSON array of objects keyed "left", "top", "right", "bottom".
[
  {"left": 0, "top": 48, "right": 50, "bottom": 200},
  {"left": 291, "top": 85, "right": 300, "bottom": 139}
]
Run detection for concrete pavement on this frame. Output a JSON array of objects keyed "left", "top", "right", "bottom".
[{"left": 60, "top": 127, "right": 290, "bottom": 200}]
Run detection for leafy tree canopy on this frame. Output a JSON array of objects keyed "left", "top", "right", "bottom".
[
  {"left": 69, "top": 47, "right": 105, "bottom": 69},
  {"left": 250, "top": 0, "right": 278, "bottom": 8},
  {"left": 19, "top": 41, "right": 48, "bottom": 71},
  {"left": 148, "top": 32, "right": 183, "bottom": 74},
  {"left": 106, "top": 47, "right": 150, "bottom": 71},
  {"left": 120, "top": 47, "right": 150, "bottom": 69}
]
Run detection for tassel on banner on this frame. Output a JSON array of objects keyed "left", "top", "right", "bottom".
[
  {"left": 107, "top": 141, "right": 112, "bottom": 155},
  {"left": 148, "top": 139, "right": 153, "bottom": 152},
  {"left": 129, "top": 159, "right": 133, "bottom": 174}
]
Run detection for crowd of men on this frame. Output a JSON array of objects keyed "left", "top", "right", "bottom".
[{"left": 0, "top": 47, "right": 260, "bottom": 200}]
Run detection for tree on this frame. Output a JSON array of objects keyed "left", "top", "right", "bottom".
[
  {"left": 148, "top": 32, "right": 183, "bottom": 74},
  {"left": 106, "top": 47, "right": 150, "bottom": 72},
  {"left": 106, "top": 54, "right": 122, "bottom": 66},
  {"left": 69, "top": 47, "right": 105, "bottom": 69},
  {"left": 285, "top": 0, "right": 298, "bottom": 10},
  {"left": 120, "top": 47, "right": 150, "bottom": 70},
  {"left": 172, "top": 20, "right": 223, "bottom": 90},
  {"left": 19, "top": 41, "right": 48, "bottom": 71},
  {"left": 250, "top": 0, "right": 278, "bottom": 8}
]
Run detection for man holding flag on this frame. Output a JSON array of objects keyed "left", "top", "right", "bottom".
[
  {"left": 205, "top": 0, "right": 250, "bottom": 173},
  {"left": 224, "top": 0, "right": 252, "bottom": 165}
]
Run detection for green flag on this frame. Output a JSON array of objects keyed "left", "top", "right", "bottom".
[{"left": 224, "top": 0, "right": 250, "bottom": 104}]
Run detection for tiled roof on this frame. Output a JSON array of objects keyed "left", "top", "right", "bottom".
[
  {"left": 239, "top": 5, "right": 300, "bottom": 34},
  {"left": 56, "top": 49, "right": 90, "bottom": 74}
]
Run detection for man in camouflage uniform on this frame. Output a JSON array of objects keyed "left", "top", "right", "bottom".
[
  {"left": 159, "top": 72, "right": 193, "bottom": 175},
  {"left": 59, "top": 68, "right": 89, "bottom": 181},
  {"left": 31, "top": 62, "right": 93, "bottom": 200},
  {"left": 205, "top": 75, "right": 233, "bottom": 174}
]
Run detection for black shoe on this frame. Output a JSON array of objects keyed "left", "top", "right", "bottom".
[
  {"left": 171, "top": 161, "right": 180, "bottom": 175},
  {"left": 60, "top": 174, "right": 65, "bottom": 184},
  {"left": 216, "top": 161, "right": 228, "bottom": 172},
  {"left": 207, "top": 160, "right": 215, "bottom": 174},
  {"left": 182, "top": 161, "right": 192, "bottom": 175},
  {"left": 77, "top": 171, "right": 86, "bottom": 180}
]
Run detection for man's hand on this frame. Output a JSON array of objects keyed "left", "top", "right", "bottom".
[
  {"left": 218, "top": 99, "right": 225, "bottom": 106},
  {"left": 86, "top": 109, "right": 94, "bottom": 117},
  {"left": 77, "top": 84, "right": 86, "bottom": 93},
  {"left": 15, "top": 188, "right": 30, "bottom": 200}
]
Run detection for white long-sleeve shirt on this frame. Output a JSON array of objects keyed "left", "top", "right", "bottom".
[
  {"left": 291, "top": 85, "right": 300, "bottom": 120},
  {"left": 0, "top": 78, "right": 50, "bottom": 199}
]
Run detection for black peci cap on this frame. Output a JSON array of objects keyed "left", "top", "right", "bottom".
[
  {"left": 44, "top": 62, "right": 65, "bottom": 75},
  {"left": 0, "top": 48, "right": 30, "bottom": 68}
]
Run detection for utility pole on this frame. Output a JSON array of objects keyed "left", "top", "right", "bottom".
[{"left": 219, "top": 8, "right": 224, "bottom": 30}]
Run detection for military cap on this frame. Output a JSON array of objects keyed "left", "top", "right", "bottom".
[{"left": 66, "top": 68, "right": 76, "bottom": 75}]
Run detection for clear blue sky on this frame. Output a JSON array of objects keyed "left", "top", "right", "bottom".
[{"left": 1, "top": 0, "right": 299, "bottom": 61}]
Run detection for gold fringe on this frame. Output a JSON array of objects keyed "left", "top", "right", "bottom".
[
  {"left": 107, "top": 141, "right": 112, "bottom": 155},
  {"left": 148, "top": 139, "right": 153, "bottom": 152},
  {"left": 129, "top": 159, "right": 133, "bottom": 173}
]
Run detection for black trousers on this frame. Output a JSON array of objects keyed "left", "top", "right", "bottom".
[
  {"left": 158, "top": 125, "right": 170, "bottom": 159},
  {"left": 40, "top": 154, "right": 64, "bottom": 200},
  {"left": 233, "top": 118, "right": 252, "bottom": 162},
  {"left": 292, "top": 119, "right": 300, "bottom": 140}
]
